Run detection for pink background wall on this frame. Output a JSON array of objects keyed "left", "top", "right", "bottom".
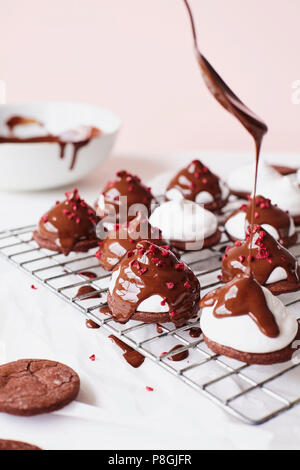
[{"left": 1, "top": 0, "right": 300, "bottom": 156}]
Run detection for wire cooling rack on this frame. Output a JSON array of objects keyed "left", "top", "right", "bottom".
[{"left": 1, "top": 198, "right": 300, "bottom": 425}]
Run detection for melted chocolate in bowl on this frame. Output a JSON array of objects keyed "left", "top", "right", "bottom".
[{"left": 0, "top": 115, "right": 101, "bottom": 170}]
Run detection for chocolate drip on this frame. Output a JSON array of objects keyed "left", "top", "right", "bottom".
[
  {"left": 0, "top": 115, "right": 101, "bottom": 170},
  {"left": 200, "top": 276, "right": 279, "bottom": 338},
  {"left": 189, "top": 327, "right": 201, "bottom": 338},
  {"left": 109, "top": 335, "right": 145, "bottom": 368},
  {"left": 78, "top": 271, "right": 97, "bottom": 279},
  {"left": 167, "top": 344, "right": 189, "bottom": 362},
  {"left": 99, "top": 305, "right": 111, "bottom": 315},
  {"left": 183, "top": 1, "right": 282, "bottom": 339},
  {"left": 183, "top": 0, "right": 267, "bottom": 236},
  {"left": 96, "top": 211, "right": 169, "bottom": 271},
  {"left": 107, "top": 240, "right": 200, "bottom": 326},
  {"left": 86, "top": 319, "right": 100, "bottom": 329},
  {"left": 222, "top": 226, "right": 299, "bottom": 286},
  {"left": 76, "top": 285, "right": 101, "bottom": 300},
  {"left": 166, "top": 159, "right": 226, "bottom": 209},
  {"left": 33, "top": 188, "right": 99, "bottom": 255},
  {"left": 95, "top": 171, "right": 153, "bottom": 222}
]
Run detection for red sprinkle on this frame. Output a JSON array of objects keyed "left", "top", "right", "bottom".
[
  {"left": 89, "top": 354, "right": 96, "bottom": 362},
  {"left": 127, "top": 250, "right": 134, "bottom": 258},
  {"left": 170, "top": 310, "right": 178, "bottom": 318},
  {"left": 184, "top": 282, "right": 191, "bottom": 289},
  {"left": 76, "top": 217, "right": 81, "bottom": 224},
  {"left": 31, "top": 284, "right": 37, "bottom": 290},
  {"left": 160, "top": 297, "right": 167, "bottom": 306},
  {"left": 239, "top": 255, "right": 245, "bottom": 263},
  {"left": 175, "top": 263, "right": 185, "bottom": 271},
  {"left": 166, "top": 282, "right": 175, "bottom": 290},
  {"left": 140, "top": 267, "right": 148, "bottom": 275},
  {"left": 146, "top": 386, "right": 154, "bottom": 392}
]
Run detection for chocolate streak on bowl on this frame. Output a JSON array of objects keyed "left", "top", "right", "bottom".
[
  {"left": 109, "top": 335, "right": 145, "bottom": 368},
  {"left": 0, "top": 115, "right": 101, "bottom": 170}
]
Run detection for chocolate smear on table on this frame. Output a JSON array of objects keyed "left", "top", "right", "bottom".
[{"left": 109, "top": 335, "right": 145, "bottom": 368}]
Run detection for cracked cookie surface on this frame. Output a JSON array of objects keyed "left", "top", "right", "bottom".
[{"left": 0, "top": 359, "right": 80, "bottom": 416}]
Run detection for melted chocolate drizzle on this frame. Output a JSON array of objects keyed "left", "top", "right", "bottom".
[
  {"left": 95, "top": 171, "right": 154, "bottom": 223},
  {"left": 200, "top": 276, "right": 279, "bottom": 338},
  {"left": 0, "top": 115, "right": 101, "bottom": 170},
  {"left": 107, "top": 240, "right": 200, "bottom": 326},
  {"left": 183, "top": 0, "right": 280, "bottom": 338},
  {"left": 109, "top": 335, "right": 145, "bottom": 368},
  {"left": 34, "top": 188, "right": 99, "bottom": 255},
  {"left": 222, "top": 226, "right": 299, "bottom": 286},
  {"left": 166, "top": 159, "right": 226, "bottom": 209}
]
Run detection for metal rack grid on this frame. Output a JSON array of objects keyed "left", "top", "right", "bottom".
[{"left": 1, "top": 202, "right": 300, "bottom": 425}]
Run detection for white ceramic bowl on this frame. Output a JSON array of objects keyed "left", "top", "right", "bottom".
[{"left": 0, "top": 102, "right": 121, "bottom": 191}]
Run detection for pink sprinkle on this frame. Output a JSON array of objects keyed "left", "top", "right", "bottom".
[
  {"left": 175, "top": 263, "right": 185, "bottom": 271},
  {"left": 76, "top": 217, "right": 81, "bottom": 224},
  {"left": 184, "top": 282, "right": 191, "bottom": 289},
  {"left": 146, "top": 386, "right": 154, "bottom": 392},
  {"left": 89, "top": 354, "right": 96, "bottom": 361},
  {"left": 166, "top": 282, "right": 175, "bottom": 290}
]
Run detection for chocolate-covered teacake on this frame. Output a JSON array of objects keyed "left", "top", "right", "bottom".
[
  {"left": 107, "top": 240, "right": 200, "bottom": 326},
  {"left": 224, "top": 195, "right": 297, "bottom": 247},
  {"left": 33, "top": 188, "right": 100, "bottom": 255},
  {"left": 96, "top": 211, "right": 176, "bottom": 271},
  {"left": 222, "top": 225, "right": 300, "bottom": 295},
  {"left": 166, "top": 159, "right": 229, "bottom": 212},
  {"left": 95, "top": 171, "right": 154, "bottom": 223},
  {"left": 200, "top": 275, "right": 299, "bottom": 364}
]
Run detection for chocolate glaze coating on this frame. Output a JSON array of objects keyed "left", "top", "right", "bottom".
[
  {"left": 95, "top": 171, "right": 154, "bottom": 222},
  {"left": 222, "top": 225, "right": 300, "bottom": 294},
  {"left": 107, "top": 240, "right": 200, "bottom": 326},
  {"left": 225, "top": 195, "right": 297, "bottom": 247},
  {"left": 33, "top": 189, "right": 100, "bottom": 255},
  {"left": 96, "top": 211, "right": 176, "bottom": 271},
  {"left": 166, "top": 159, "right": 228, "bottom": 212},
  {"left": 200, "top": 275, "right": 279, "bottom": 338}
]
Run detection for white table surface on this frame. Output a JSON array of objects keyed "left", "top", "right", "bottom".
[{"left": 0, "top": 151, "right": 299, "bottom": 450}]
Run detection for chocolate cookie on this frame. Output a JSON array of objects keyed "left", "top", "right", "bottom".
[
  {"left": 170, "top": 229, "right": 222, "bottom": 251},
  {"left": 203, "top": 322, "right": 300, "bottom": 365},
  {"left": 0, "top": 439, "right": 41, "bottom": 450},
  {"left": 0, "top": 359, "right": 80, "bottom": 416}
]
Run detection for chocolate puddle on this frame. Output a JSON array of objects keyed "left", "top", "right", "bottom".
[
  {"left": 108, "top": 335, "right": 145, "bottom": 368},
  {"left": 86, "top": 319, "right": 100, "bottom": 329},
  {"left": 189, "top": 327, "right": 201, "bottom": 338},
  {"left": 167, "top": 344, "right": 189, "bottom": 362},
  {"left": 76, "top": 285, "right": 101, "bottom": 300},
  {"left": 0, "top": 115, "right": 101, "bottom": 170}
]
